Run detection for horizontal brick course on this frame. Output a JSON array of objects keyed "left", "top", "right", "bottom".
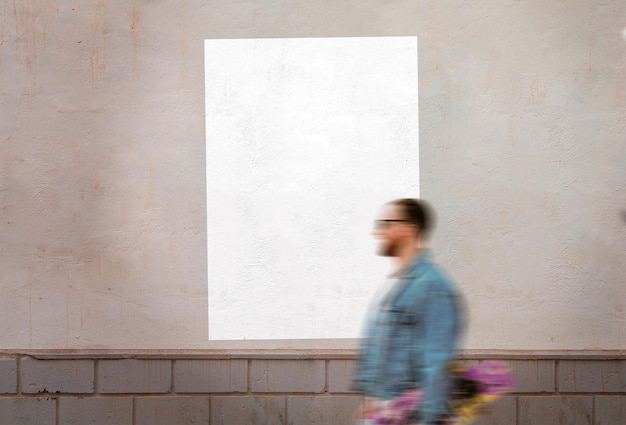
[
  {"left": 250, "top": 360, "right": 325, "bottom": 393},
  {"left": 135, "top": 396, "right": 210, "bottom": 425},
  {"left": 558, "top": 360, "right": 626, "bottom": 393},
  {"left": 1, "top": 352, "right": 623, "bottom": 425},
  {"left": 0, "top": 357, "right": 17, "bottom": 394},
  {"left": 97, "top": 359, "right": 171, "bottom": 394},
  {"left": 59, "top": 397, "right": 132, "bottom": 425},
  {"left": 174, "top": 359, "right": 247, "bottom": 393},
  {"left": 21, "top": 357, "right": 94, "bottom": 394},
  {"left": 211, "top": 396, "right": 285, "bottom": 425}
]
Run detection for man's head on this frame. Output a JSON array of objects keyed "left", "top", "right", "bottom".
[{"left": 373, "top": 198, "right": 434, "bottom": 257}]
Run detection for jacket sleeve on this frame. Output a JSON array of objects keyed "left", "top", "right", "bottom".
[{"left": 417, "top": 285, "right": 460, "bottom": 424}]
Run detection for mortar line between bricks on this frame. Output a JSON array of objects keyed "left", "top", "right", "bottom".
[
  {"left": 94, "top": 359, "right": 99, "bottom": 395},
  {"left": 324, "top": 360, "right": 329, "bottom": 393},
  {"left": 209, "top": 395, "right": 213, "bottom": 423},
  {"left": 56, "top": 396, "right": 60, "bottom": 425},
  {"left": 247, "top": 359, "right": 252, "bottom": 394},
  {"left": 0, "top": 390, "right": 615, "bottom": 398},
  {"left": 511, "top": 391, "right": 626, "bottom": 396},
  {"left": 555, "top": 359, "right": 559, "bottom": 394},
  {"left": 132, "top": 396, "right": 136, "bottom": 425},
  {"left": 16, "top": 355, "right": 21, "bottom": 394},
  {"left": 284, "top": 395, "right": 289, "bottom": 424},
  {"left": 171, "top": 359, "right": 176, "bottom": 393},
  {"left": 591, "top": 394, "right": 595, "bottom": 424}
]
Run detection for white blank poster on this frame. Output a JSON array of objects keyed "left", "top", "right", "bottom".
[{"left": 205, "top": 37, "right": 418, "bottom": 340}]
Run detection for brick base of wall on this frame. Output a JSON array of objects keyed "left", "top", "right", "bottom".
[{"left": 0, "top": 350, "right": 624, "bottom": 425}]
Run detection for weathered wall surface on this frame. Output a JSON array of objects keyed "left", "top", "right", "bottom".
[{"left": 1, "top": 0, "right": 625, "bottom": 349}]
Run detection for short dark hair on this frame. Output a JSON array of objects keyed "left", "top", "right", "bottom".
[{"left": 390, "top": 198, "right": 435, "bottom": 237}]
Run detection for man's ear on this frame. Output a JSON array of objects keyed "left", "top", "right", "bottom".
[{"left": 410, "top": 225, "right": 421, "bottom": 241}]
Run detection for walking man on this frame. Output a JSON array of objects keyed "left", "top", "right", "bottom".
[{"left": 353, "top": 199, "right": 465, "bottom": 424}]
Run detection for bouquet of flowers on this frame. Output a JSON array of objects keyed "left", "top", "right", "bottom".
[
  {"left": 447, "top": 360, "right": 516, "bottom": 424},
  {"left": 359, "top": 360, "right": 515, "bottom": 425},
  {"left": 360, "top": 389, "right": 423, "bottom": 425}
]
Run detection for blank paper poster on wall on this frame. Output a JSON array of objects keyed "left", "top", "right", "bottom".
[{"left": 205, "top": 37, "right": 418, "bottom": 340}]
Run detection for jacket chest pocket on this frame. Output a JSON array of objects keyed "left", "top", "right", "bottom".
[{"left": 386, "top": 307, "right": 419, "bottom": 328}]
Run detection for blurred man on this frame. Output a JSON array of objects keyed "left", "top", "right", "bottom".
[{"left": 353, "top": 199, "right": 465, "bottom": 425}]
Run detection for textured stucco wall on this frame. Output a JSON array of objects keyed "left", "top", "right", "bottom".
[{"left": 1, "top": 0, "right": 625, "bottom": 349}]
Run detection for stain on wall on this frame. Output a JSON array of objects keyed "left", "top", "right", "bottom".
[{"left": 0, "top": 0, "right": 625, "bottom": 349}]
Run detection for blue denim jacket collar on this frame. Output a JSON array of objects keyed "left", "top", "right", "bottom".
[{"left": 397, "top": 249, "right": 431, "bottom": 279}]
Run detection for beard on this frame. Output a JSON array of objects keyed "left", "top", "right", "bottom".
[{"left": 377, "top": 240, "right": 398, "bottom": 257}]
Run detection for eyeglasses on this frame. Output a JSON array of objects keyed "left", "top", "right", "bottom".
[{"left": 374, "top": 219, "right": 408, "bottom": 229}]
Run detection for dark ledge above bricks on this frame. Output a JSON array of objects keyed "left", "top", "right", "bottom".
[{"left": 0, "top": 348, "right": 624, "bottom": 360}]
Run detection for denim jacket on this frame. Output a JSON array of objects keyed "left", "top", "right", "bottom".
[{"left": 353, "top": 251, "right": 464, "bottom": 424}]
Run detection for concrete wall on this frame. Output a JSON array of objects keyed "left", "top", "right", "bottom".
[{"left": 1, "top": 0, "right": 625, "bottom": 349}]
